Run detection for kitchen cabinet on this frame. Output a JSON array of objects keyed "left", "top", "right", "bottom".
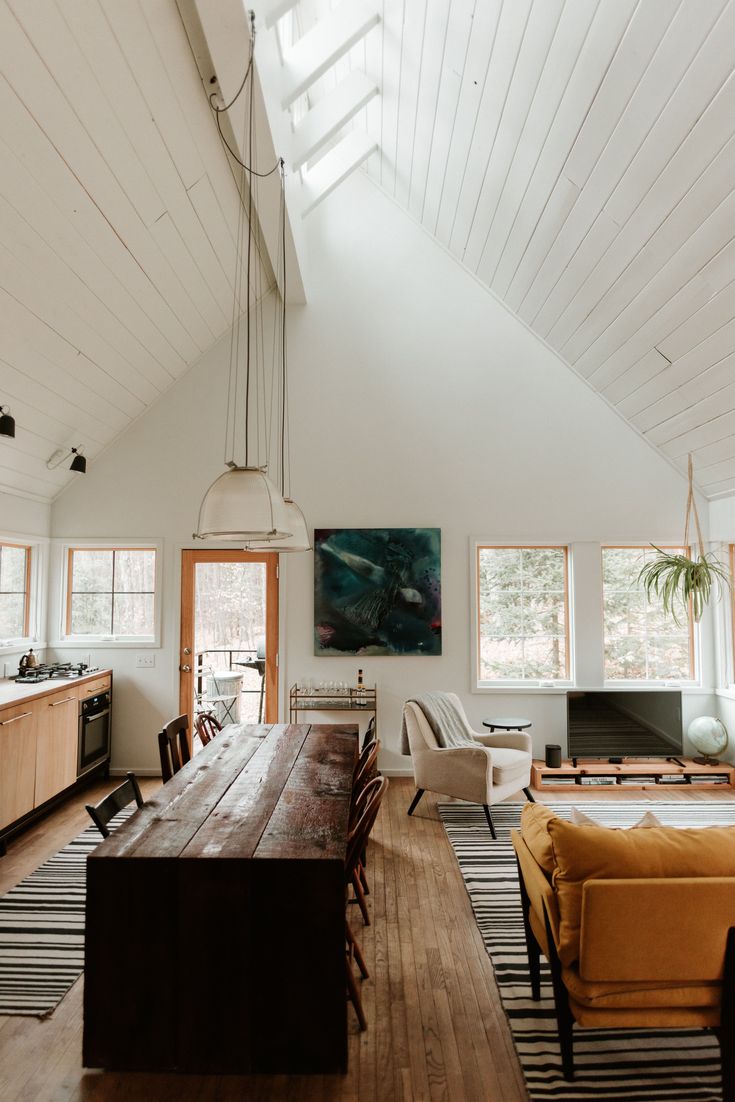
[
  {"left": 34, "top": 690, "right": 79, "bottom": 808},
  {"left": 0, "top": 703, "right": 37, "bottom": 830}
]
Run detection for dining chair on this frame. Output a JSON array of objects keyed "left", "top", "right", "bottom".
[
  {"left": 86, "top": 772, "right": 144, "bottom": 839},
  {"left": 158, "top": 714, "right": 191, "bottom": 782},
  {"left": 345, "top": 774, "right": 389, "bottom": 1030},
  {"left": 349, "top": 738, "right": 381, "bottom": 908},
  {"left": 194, "top": 710, "right": 222, "bottom": 746}
]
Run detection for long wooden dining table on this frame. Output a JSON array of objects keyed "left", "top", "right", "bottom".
[{"left": 83, "top": 722, "right": 359, "bottom": 1074}]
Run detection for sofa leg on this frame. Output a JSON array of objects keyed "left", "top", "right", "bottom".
[
  {"left": 545, "top": 909, "right": 575, "bottom": 1080},
  {"left": 515, "top": 854, "right": 541, "bottom": 1000},
  {"left": 483, "top": 804, "right": 497, "bottom": 840},
  {"left": 523, "top": 787, "right": 535, "bottom": 803},
  {"left": 407, "top": 788, "right": 425, "bottom": 816},
  {"left": 720, "top": 927, "right": 735, "bottom": 1099}
]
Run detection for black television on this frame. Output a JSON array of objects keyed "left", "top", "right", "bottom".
[{"left": 567, "top": 690, "right": 683, "bottom": 760}]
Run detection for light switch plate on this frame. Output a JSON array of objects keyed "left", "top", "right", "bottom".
[{"left": 135, "top": 654, "right": 155, "bottom": 669}]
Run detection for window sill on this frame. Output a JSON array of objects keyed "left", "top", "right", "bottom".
[
  {"left": 473, "top": 684, "right": 571, "bottom": 695},
  {"left": 0, "top": 640, "right": 45, "bottom": 656},
  {"left": 52, "top": 639, "right": 159, "bottom": 649},
  {"left": 716, "top": 688, "right": 735, "bottom": 702}
]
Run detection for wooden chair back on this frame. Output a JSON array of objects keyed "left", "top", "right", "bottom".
[
  {"left": 158, "top": 714, "right": 191, "bottom": 782},
  {"left": 351, "top": 738, "right": 380, "bottom": 815},
  {"left": 86, "top": 772, "right": 144, "bottom": 839},
  {"left": 194, "top": 710, "right": 222, "bottom": 746},
  {"left": 346, "top": 775, "right": 388, "bottom": 879},
  {"left": 361, "top": 716, "right": 376, "bottom": 750}
]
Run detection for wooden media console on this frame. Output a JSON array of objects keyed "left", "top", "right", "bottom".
[{"left": 531, "top": 757, "right": 735, "bottom": 791}]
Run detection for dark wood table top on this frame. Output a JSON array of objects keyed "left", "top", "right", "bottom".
[{"left": 90, "top": 722, "right": 359, "bottom": 864}]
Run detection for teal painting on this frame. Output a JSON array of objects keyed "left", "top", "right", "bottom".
[{"left": 314, "top": 528, "right": 442, "bottom": 656}]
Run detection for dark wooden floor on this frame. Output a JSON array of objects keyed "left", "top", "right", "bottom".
[{"left": 0, "top": 775, "right": 732, "bottom": 1102}]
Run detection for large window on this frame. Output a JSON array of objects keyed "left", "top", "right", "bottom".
[
  {"left": 66, "top": 547, "right": 157, "bottom": 639},
  {"left": 476, "top": 546, "right": 570, "bottom": 682},
  {"left": 602, "top": 546, "right": 693, "bottom": 681},
  {"left": 0, "top": 542, "right": 30, "bottom": 641}
]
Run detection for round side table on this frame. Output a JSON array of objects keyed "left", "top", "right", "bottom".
[{"left": 482, "top": 717, "right": 532, "bottom": 733}]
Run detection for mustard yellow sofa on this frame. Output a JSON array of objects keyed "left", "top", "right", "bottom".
[{"left": 513, "top": 803, "right": 735, "bottom": 1089}]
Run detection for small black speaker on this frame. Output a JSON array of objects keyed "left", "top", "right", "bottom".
[{"left": 545, "top": 744, "right": 562, "bottom": 768}]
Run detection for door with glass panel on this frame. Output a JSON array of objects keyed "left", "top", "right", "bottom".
[{"left": 179, "top": 551, "right": 278, "bottom": 746}]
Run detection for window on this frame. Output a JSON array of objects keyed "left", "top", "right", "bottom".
[
  {"left": 0, "top": 542, "right": 31, "bottom": 641},
  {"left": 602, "top": 546, "right": 694, "bottom": 681},
  {"left": 66, "top": 547, "right": 157, "bottom": 639},
  {"left": 476, "top": 546, "right": 570, "bottom": 682}
]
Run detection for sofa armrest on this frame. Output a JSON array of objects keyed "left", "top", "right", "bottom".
[
  {"left": 474, "top": 731, "right": 532, "bottom": 755},
  {"left": 512, "top": 830, "right": 560, "bottom": 952},
  {"left": 414, "top": 745, "right": 493, "bottom": 805}
]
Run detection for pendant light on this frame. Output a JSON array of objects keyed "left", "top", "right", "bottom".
[
  {"left": 0, "top": 405, "right": 15, "bottom": 438},
  {"left": 245, "top": 161, "right": 311, "bottom": 554},
  {"left": 194, "top": 15, "right": 290, "bottom": 543}
]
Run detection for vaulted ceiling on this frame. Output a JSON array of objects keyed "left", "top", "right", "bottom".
[
  {"left": 285, "top": 0, "right": 735, "bottom": 499},
  {"left": 2, "top": 0, "right": 735, "bottom": 504},
  {"left": 0, "top": 0, "right": 272, "bottom": 504}
]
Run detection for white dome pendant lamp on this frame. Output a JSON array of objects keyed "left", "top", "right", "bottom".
[
  {"left": 194, "top": 17, "right": 290, "bottom": 544},
  {"left": 245, "top": 160, "right": 310, "bottom": 554}
]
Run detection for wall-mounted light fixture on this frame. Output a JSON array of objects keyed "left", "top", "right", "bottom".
[
  {"left": 0, "top": 405, "right": 15, "bottom": 438},
  {"left": 47, "top": 446, "right": 86, "bottom": 474}
]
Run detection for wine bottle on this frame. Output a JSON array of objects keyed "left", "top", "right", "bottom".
[{"left": 355, "top": 668, "right": 366, "bottom": 706}]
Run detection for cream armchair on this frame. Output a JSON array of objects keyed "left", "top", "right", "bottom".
[{"left": 403, "top": 693, "right": 533, "bottom": 837}]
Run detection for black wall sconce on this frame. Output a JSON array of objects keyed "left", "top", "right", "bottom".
[
  {"left": 47, "top": 445, "right": 87, "bottom": 474},
  {"left": 0, "top": 405, "right": 15, "bottom": 438}
]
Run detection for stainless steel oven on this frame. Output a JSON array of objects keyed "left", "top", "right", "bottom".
[{"left": 78, "top": 691, "right": 111, "bottom": 776}]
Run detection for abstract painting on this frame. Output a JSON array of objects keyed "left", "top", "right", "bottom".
[{"left": 314, "top": 528, "right": 442, "bottom": 656}]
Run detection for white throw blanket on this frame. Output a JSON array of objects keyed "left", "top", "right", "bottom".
[{"left": 401, "top": 692, "right": 477, "bottom": 755}]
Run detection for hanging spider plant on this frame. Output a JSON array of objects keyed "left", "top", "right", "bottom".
[{"left": 638, "top": 456, "right": 730, "bottom": 626}]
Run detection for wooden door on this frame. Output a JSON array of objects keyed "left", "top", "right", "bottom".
[
  {"left": 34, "top": 690, "right": 79, "bottom": 806},
  {"left": 179, "top": 551, "right": 279, "bottom": 735},
  {"left": 0, "top": 703, "right": 37, "bottom": 829}
]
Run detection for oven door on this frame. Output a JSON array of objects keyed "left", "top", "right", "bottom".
[{"left": 78, "top": 693, "right": 111, "bottom": 776}]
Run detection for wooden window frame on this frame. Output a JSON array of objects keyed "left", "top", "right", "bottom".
[
  {"left": 0, "top": 541, "right": 31, "bottom": 641},
  {"left": 475, "top": 544, "right": 571, "bottom": 685},
  {"left": 601, "top": 544, "right": 695, "bottom": 683},
  {"left": 65, "top": 546, "right": 158, "bottom": 641}
]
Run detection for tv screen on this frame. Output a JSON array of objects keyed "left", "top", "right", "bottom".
[{"left": 567, "top": 690, "right": 683, "bottom": 759}]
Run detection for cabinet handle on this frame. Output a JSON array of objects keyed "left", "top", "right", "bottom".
[
  {"left": 86, "top": 686, "right": 107, "bottom": 694},
  {"left": 49, "top": 696, "right": 76, "bottom": 707},
  {"left": 0, "top": 711, "right": 32, "bottom": 725}
]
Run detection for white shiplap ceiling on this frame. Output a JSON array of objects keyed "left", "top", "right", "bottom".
[
  {"left": 0, "top": 0, "right": 272, "bottom": 504},
  {"left": 290, "top": 0, "right": 735, "bottom": 499}
]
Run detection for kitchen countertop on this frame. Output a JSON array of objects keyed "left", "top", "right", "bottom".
[{"left": 0, "top": 669, "right": 112, "bottom": 710}]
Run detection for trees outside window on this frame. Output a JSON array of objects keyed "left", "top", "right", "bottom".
[
  {"left": 477, "top": 546, "right": 569, "bottom": 682},
  {"left": 0, "top": 543, "right": 30, "bottom": 640},
  {"left": 67, "top": 548, "right": 156, "bottom": 638},
  {"left": 602, "top": 546, "right": 693, "bottom": 681}
]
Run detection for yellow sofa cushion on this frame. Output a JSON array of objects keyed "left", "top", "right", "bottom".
[
  {"left": 520, "top": 802, "right": 557, "bottom": 877},
  {"left": 548, "top": 819, "right": 735, "bottom": 966}
]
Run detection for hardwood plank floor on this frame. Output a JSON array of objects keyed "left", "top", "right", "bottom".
[{"left": 0, "top": 776, "right": 733, "bottom": 1102}]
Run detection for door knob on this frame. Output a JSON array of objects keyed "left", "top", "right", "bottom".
[
  {"left": 180, "top": 664, "right": 191, "bottom": 672},
  {"left": 183, "top": 647, "right": 191, "bottom": 655}
]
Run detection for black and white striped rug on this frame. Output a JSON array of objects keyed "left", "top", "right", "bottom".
[
  {"left": 439, "top": 800, "right": 735, "bottom": 1101},
  {"left": 0, "top": 809, "right": 132, "bottom": 1018}
]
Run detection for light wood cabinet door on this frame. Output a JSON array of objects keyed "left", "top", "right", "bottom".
[
  {"left": 34, "top": 691, "right": 79, "bottom": 807},
  {"left": 0, "top": 703, "right": 37, "bottom": 830}
]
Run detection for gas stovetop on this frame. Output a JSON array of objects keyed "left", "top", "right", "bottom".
[{"left": 14, "top": 663, "right": 99, "bottom": 684}]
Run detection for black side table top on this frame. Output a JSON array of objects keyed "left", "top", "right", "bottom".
[{"left": 482, "top": 717, "right": 532, "bottom": 731}]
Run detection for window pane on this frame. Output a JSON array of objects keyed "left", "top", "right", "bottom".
[
  {"left": 524, "top": 636, "right": 567, "bottom": 680},
  {"left": 478, "top": 547, "right": 568, "bottom": 681},
  {"left": 72, "top": 550, "right": 113, "bottom": 592},
  {"left": 113, "top": 593, "right": 154, "bottom": 636},
  {"left": 0, "top": 593, "right": 25, "bottom": 638},
  {"left": 480, "top": 637, "right": 524, "bottom": 680},
  {"left": 70, "top": 593, "right": 113, "bottom": 635},
  {"left": 115, "top": 549, "right": 155, "bottom": 593},
  {"left": 602, "top": 547, "right": 692, "bottom": 680},
  {"left": 0, "top": 545, "right": 27, "bottom": 593},
  {"left": 521, "top": 547, "right": 565, "bottom": 590},
  {"left": 479, "top": 547, "right": 521, "bottom": 591}
]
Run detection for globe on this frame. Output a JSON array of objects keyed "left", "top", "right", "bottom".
[{"left": 687, "top": 716, "right": 728, "bottom": 766}]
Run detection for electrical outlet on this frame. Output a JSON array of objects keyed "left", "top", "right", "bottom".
[
  {"left": 135, "top": 654, "right": 155, "bottom": 669},
  {"left": 4, "top": 661, "right": 17, "bottom": 679}
]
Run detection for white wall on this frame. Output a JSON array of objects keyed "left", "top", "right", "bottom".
[{"left": 49, "top": 173, "right": 718, "bottom": 774}]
